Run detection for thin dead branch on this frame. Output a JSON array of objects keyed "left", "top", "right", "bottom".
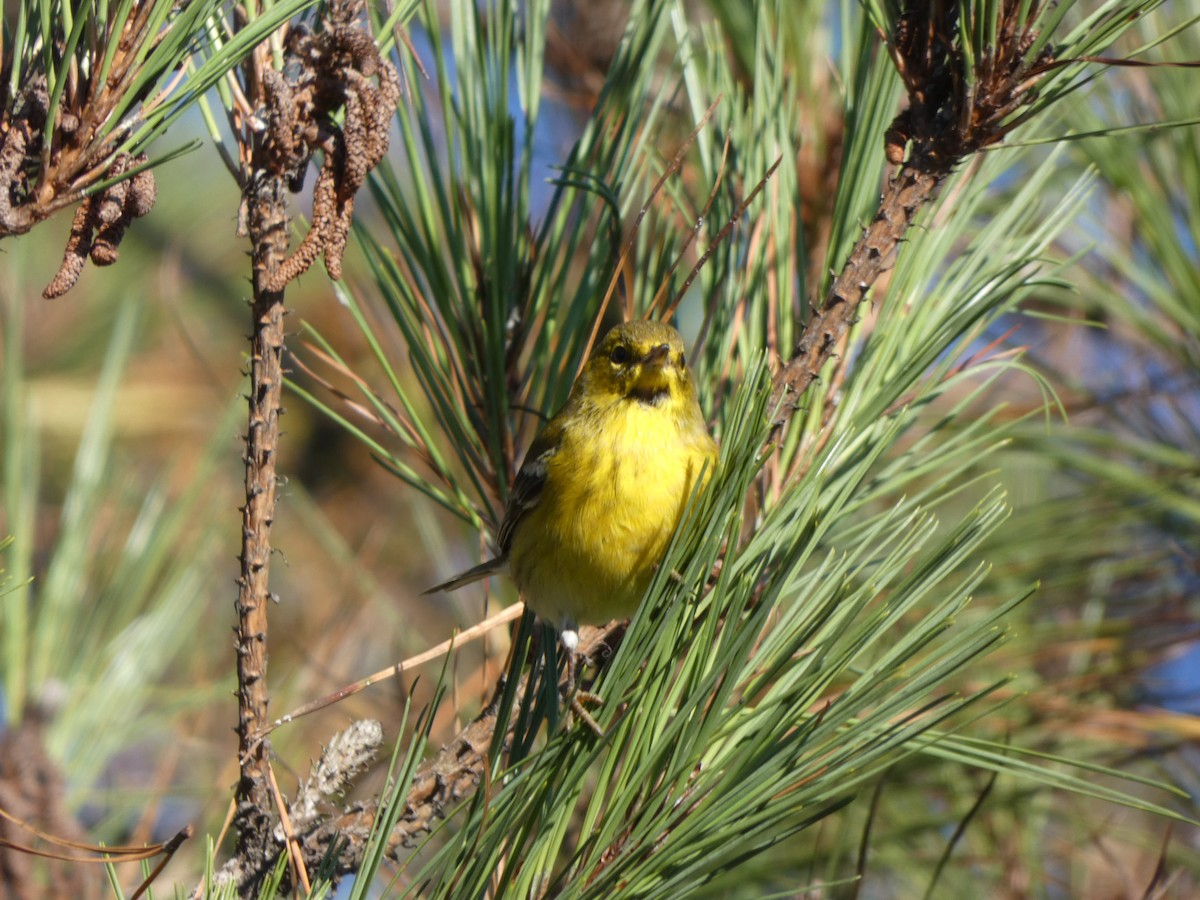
[{"left": 227, "top": 0, "right": 401, "bottom": 890}]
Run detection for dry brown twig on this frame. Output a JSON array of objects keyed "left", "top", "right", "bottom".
[
  {"left": 241, "top": 603, "right": 527, "bottom": 762},
  {"left": 224, "top": 0, "right": 401, "bottom": 892}
]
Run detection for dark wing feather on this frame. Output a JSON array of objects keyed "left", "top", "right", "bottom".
[
  {"left": 497, "top": 430, "right": 559, "bottom": 555},
  {"left": 421, "top": 556, "right": 506, "bottom": 595},
  {"left": 423, "top": 421, "right": 563, "bottom": 595}
]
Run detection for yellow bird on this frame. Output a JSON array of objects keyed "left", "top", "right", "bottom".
[{"left": 426, "top": 320, "right": 717, "bottom": 658}]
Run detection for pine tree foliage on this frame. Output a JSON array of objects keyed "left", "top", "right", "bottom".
[
  {"left": 2, "top": 0, "right": 1197, "bottom": 894},
  {"left": 294, "top": 0, "right": 1200, "bottom": 895}
]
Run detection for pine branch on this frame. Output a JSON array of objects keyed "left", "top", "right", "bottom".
[
  {"left": 232, "top": 168, "right": 291, "bottom": 869},
  {"left": 770, "top": 1, "right": 1056, "bottom": 431},
  {"left": 222, "top": 0, "right": 400, "bottom": 889}
]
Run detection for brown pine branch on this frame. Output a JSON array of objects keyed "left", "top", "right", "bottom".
[
  {"left": 232, "top": 169, "right": 292, "bottom": 870},
  {"left": 223, "top": 0, "right": 401, "bottom": 889},
  {"left": 769, "top": 1, "right": 1056, "bottom": 432}
]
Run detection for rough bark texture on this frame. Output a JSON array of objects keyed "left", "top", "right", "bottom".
[
  {"left": 232, "top": 171, "right": 292, "bottom": 867},
  {"left": 770, "top": 164, "right": 942, "bottom": 425},
  {"left": 224, "top": 3, "right": 400, "bottom": 888}
]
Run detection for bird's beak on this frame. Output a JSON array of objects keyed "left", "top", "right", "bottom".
[
  {"left": 643, "top": 343, "right": 671, "bottom": 368},
  {"left": 628, "top": 342, "right": 674, "bottom": 405}
]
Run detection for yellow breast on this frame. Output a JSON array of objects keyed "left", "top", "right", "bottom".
[{"left": 508, "top": 400, "right": 716, "bottom": 629}]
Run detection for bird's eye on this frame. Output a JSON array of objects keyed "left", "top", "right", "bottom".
[{"left": 609, "top": 345, "right": 631, "bottom": 365}]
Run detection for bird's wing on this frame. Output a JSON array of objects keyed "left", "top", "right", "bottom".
[
  {"left": 421, "top": 556, "right": 507, "bottom": 595},
  {"left": 496, "top": 427, "right": 559, "bottom": 555},
  {"left": 423, "top": 424, "right": 561, "bottom": 595}
]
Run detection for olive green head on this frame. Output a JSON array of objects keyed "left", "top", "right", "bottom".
[{"left": 578, "top": 320, "right": 696, "bottom": 409}]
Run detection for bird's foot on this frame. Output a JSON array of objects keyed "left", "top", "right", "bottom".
[
  {"left": 569, "top": 691, "right": 604, "bottom": 737},
  {"left": 560, "top": 627, "right": 605, "bottom": 737}
]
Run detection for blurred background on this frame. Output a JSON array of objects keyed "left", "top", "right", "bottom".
[{"left": 1, "top": 0, "right": 1199, "bottom": 895}]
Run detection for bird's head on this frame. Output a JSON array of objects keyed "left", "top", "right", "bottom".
[{"left": 578, "top": 320, "right": 697, "bottom": 410}]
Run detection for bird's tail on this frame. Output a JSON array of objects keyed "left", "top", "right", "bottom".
[{"left": 422, "top": 556, "right": 508, "bottom": 595}]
